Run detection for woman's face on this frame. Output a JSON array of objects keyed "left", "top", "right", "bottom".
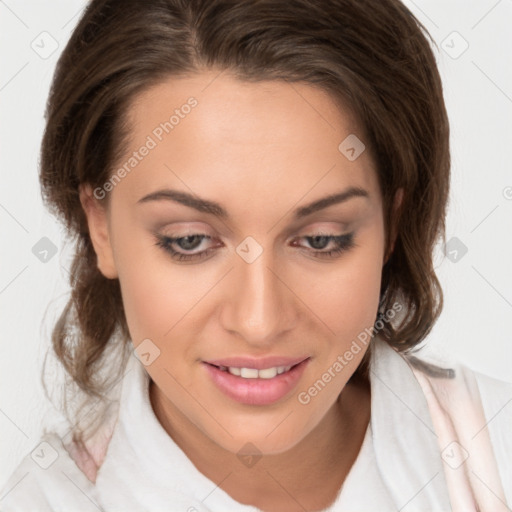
[{"left": 82, "top": 70, "right": 391, "bottom": 455}]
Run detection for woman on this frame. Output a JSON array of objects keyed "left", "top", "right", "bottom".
[{"left": 1, "top": 0, "right": 510, "bottom": 510}]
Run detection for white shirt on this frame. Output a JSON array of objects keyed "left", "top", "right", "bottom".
[{"left": 1, "top": 336, "right": 511, "bottom": 511}]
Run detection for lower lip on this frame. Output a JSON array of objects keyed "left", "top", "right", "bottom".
[{"left": 203, "top": 359, "right": 310, "bottom": 406}]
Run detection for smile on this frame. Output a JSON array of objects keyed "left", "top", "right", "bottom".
[
  {"left": 203, "top": 358, "right": 310, "bottom": 405},
  {"left": 212, "top": 364, "right": 294, "bottom": 379}
]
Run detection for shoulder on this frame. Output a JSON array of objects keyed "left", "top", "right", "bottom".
[
  {"left": 405, "top": 343, "right": 512, "bottom": 430},
  {"left": 472, "top": 369, "right": 512, "bottom": 409},
  {"left": 0, "top": 432, "right": 101, "bottom": 512},
  {"left": 472, "top": 369, "right": 512, "bottom": 449},
  {"left": 469, "top": 368, "right": 512, "bottom": 448},
  {"left": 472, "top": 369, "right": 512, "bottom": 504},
  {"left": 404, "top": 345, "right": 512, "bottom": 502}
]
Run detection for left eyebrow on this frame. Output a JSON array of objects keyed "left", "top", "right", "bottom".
[
  {"left": 293, "top": 186, "right": 369, "bottom": 219},
  {"left": 136, "top": 186, "right": 369, "bottom": 220}
]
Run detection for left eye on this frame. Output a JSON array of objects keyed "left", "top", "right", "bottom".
[
  {"left": 293, "top": 233, "right": 356, "bottom": 259},
  {"left": 154, "top": 232, "right": 356, "bottom": 263}
]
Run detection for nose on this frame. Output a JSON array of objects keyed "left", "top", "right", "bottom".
[{"left": 220, "top": 248, "right": 298, "bottom": 346}]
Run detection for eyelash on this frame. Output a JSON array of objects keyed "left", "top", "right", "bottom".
[{"left": 153, "top": 232, "right": 356, "bottom": 262}]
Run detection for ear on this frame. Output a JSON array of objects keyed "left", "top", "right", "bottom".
[
  {"left": 384, "top": 187, "right": 403, "bottom": 265},
  {"left": 79, "top": 184, "right": 118, "bottom": 279}
]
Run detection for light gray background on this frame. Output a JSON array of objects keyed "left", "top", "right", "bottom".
[{"left": 1, "top": 0, "right": 511, "bottom": 488}]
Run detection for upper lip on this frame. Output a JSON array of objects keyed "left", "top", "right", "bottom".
[{"left": 204, "top": 355, "right": 310, "bottom": 369}]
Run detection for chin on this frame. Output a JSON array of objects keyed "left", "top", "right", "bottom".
[{"left": 204, "top": 412, "right": 313, "bottom": 456}]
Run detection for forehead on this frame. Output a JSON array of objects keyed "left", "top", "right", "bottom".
[
  {"left": 113, "top": 70, "right": 380, "bottom": 222},
  {"left": 126, "top": 69, "right": 366, "bottom": 150}
]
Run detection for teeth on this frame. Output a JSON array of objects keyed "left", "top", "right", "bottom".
[
  {"left": 240, "top": 367, "right": 259, "bottom": 378},
  {"left": 258, "top": 367, "right": 277, "bottom": 379},
  {"left": 226, "top": 365, "right": 293, "bottom": 379}
]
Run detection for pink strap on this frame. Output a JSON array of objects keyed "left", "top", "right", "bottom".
[
  {"left": 411, "top": 365, "right": 508, "bottom": 511},
  {"left": 64, "top": 411, "right": 118, "bottom": 483}
]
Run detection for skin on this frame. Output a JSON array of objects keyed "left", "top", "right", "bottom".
[{"left": 80, "top": 69, "right": 401, "bottom": 511}]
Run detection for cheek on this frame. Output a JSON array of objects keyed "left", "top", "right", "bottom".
[
  {"left": 111, "top": 226, "right": 197, "bottom": 343},
  {"left": 333, "top": 259, "right": 382, "bottom": 330},
  {"left": 118, "top": 273, "right": 169, "bottom": 341},
  {"left": 296, "top": 234, "right": 384, "bottom": 344}
]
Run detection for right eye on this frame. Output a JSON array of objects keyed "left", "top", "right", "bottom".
[{"left": 154, "top": 234, "right": 218, "bottom": 262}]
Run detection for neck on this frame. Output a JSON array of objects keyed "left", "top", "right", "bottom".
[{"left": 150, "top": 373, "right": 371, "bottom": 512}]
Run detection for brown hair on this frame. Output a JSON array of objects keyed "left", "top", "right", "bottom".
[{"left": 40, "top": 0, "right": 450, "bottom": 441}]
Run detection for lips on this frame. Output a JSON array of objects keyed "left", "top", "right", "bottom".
[{"left": 202, "top": 356, "right": 310, "bottom": 406}]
